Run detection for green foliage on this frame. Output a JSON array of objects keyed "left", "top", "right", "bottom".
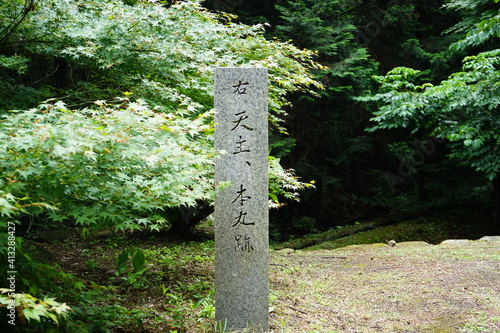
[
  {"left": 162, "top": 287, "right": 215, "bottom": 332},
  {"left": 290, "top": 216, "right": 317, "bottom": 235},
  {"left": 0, "top": 226, "right": 69, "bottom": 299},
  {"left": 1, "top": 0, "right": 322, "bottom": 127},
  {"left": 360, "top": 66, "right": 434, "bottom": 132},
  {"left": 445, "top": 0, "right": 500, "bottom": 51},
  {"left": 0, "top": 55, "right": 29, "bottom": 74},
  {"left": 135, "top": 239, "right": 215, "bottom": 331},
  {"left": 1, "top": 99, "right": 215, "bottom": 231},
  {"left": 274, "top": 0, "right": 358, "bottom": 58},
  {"left": 361, "top": 48, "right": 500, "bottom": 181},
  {"left": 274, "top": 0, "right": 375, "bottom": 94},
  {"left": 116, "top": 248, "right": 145, "bottom": 275},
  {"left": 268, "top": 156, "right": 315, "bottom": 208},
  {"left": 269, "top": 0, "right": 383, "bottom": 228},
  {"left": 114, "top": 247, "right": 148, "bottom": 288},
  {"left": 0, "top": 190, "right": 57, "bottom": 219},
  {"left": 359, "top": 0, "right": 500, "bottom": 182},
  {"left": 0, "top": 98, "right": 316, "bottom": 231},
  {"left": 0, "top": 0, "right": 36, "bottom": 44},
  {"left": 0, "top": 0, "right": 323, "bottom": 232},
  {"left": 0, "top": 228, "right": 139, "bottom": 332},
  {"left": 0, "top": 288, "right": 72, "bottom": 327}
]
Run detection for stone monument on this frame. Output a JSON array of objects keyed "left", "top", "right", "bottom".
[{"left": 214, "top": 67, "right": 269, "bottom": 331}]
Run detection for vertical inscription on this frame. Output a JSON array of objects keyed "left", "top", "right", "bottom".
[{"left": 214, "top": 68, "right": 269, "bottom": 331}]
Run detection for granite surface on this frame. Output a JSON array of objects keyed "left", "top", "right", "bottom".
[{"left": 214, "top": 67, "right": 269, "bottom": 331}]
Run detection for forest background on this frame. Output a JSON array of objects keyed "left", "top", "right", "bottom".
[{"left": 0, "top": 0, "right": 499, "bottom": 331}]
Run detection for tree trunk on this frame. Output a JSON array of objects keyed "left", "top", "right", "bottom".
[
  {"left": 168, "top": 201, "right": 214, "bottom": 236},
  {"left": 493, "top": 177, "right": 500, "bottom": 234},
  {"left": 416, "top": 170, "right": 427, "bottom": 201}
]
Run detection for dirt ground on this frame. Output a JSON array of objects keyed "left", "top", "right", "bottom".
[
  {"left": 39, "top": 233, "right": 500, "bottom": 333},
  {"left": 269, "top": 237, "right": 500, "bottom": 333}
]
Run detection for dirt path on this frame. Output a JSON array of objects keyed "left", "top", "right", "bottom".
[
  {"left": 269, "top": 237, "right": 500, "bottom": 333},
  {"left": 39, "top": 233, "right": 499, "bottom": 332}
]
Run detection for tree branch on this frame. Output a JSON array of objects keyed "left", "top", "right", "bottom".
[{"left": 0, "top": 0, "right": 38, "bottom": 46}]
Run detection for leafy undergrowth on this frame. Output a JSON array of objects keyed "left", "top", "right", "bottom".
[
  {"left": 27, "top": 210, "right": 499, "bottom": 332},
  {"left": 39, "top": 231, "right": 217, "bottom": 333}
]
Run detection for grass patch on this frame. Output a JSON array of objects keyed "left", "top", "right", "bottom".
[{"left": 36, "top": 234, "right": 217, "bottom": 332}]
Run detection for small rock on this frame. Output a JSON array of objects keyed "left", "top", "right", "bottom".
[
  {"left": 396, "top": 241, "right": 431, "bottom": 247},
  {"left": 275, "top": 248, "right": 295, "bottom": 254},
  {"left": 96, "top": 229, "right": 114, "bottom": 237},
  {"left": 440, "top": 239, "right": 471, "bottom": 245},
  {"left": 478, "top": 236, "right": 500, "bottom": 242}
]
